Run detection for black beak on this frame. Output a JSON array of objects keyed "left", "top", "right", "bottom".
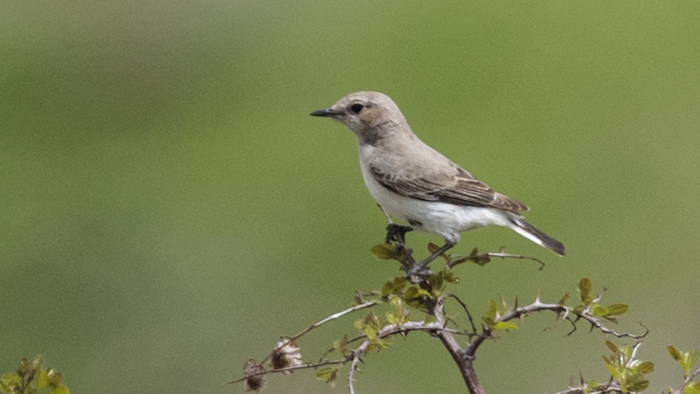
[{"left": 310, "top": 108, "right": 340, "bottom": 117}]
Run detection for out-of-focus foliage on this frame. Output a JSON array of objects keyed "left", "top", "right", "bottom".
[{"left": 1, "top": 356, "right": 69, "bottom": 394}]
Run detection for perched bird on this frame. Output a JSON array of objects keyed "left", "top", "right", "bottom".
[{"left": 311, "top": 91, "right": 565, "bottom": 272}]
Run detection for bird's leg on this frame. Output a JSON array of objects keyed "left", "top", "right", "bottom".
[
  {"left": 377, "top": 203, "right": 393, "bottom": 224},
  {"left": 405, "top": 242, "right": 455, "bottom": 281},
  {"left": 385, "top": 223, "right": 413, "bottom": 244}
]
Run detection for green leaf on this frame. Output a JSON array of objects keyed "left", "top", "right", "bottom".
[
  {"left": 636, "top": 361, "right": 654, "bottom": 374},
  {"left": 47, "top": 370, "right": 64, "bottom": 386},
  {"left": 605, "top": 363, "right": 622, "bottom": 380},
  {"left": 370, "top": 244, "right": 400, "bottom": 260},
  {"left": 392, "top": 277, "right": 408, "bottom": 292},
  {"left": 381, "top": 281, "right": 394, "bottom": 298},
  {"left": 586, "top": 380, "right": 599, "bottom": 391},
  {"left": 592, "top": 305, "right": 608, "bottom": 317},
  {"left": 364, "top": 327, "right": 377, "bottom": 340},
  {"left": 627, "top": 379, "right": 649, "bottom": 392},
  {"left": 685, "top": 381, "right": 700, "bottom": 394},
  {"left": 385, "top": 311, "right": 397, "bottom": 324},
  {"left": 578, "top": 278, "right": 593, "bottom": 305},
  {"left": 605, "top": 340, "right": 620, "bottom": 354},
  {"left": 493, "top": 321, "right": 518, "bottom": 331},
  {"left": 427, "top": 242, "right": 449, "bottom": 260},
  {"left": 559, "top": 292, "right": 570, "bottom": 306},
  {"left": 688, "top": 350, "right": 699, "bottom": 369},
  {"left": 404, "top": 286, "right": 430, "bottom": 300},
  {"left": 668, "top": 345, "right": 684, "bottom": 362},
  {"left": 605, "top": 303, "right": 629, "bottom": 316},
  {"left": 353, "top": 319, "right": 364, "bottom": 331},
  {"left": 316, "top": 367, "right": 340, "bottom": 385},
  {"left": 486, "top": 299, "right": 498, "bottom": 320},
  {"left": 37, "top": 369, "right": 50, "bottom": 389},
  {"left": 424, "top": 315, "right": 437, "bottom": 324},
  {"left": 17, "top": 358, "right": 30, "bottom": 377},
  {"left": 620, "top": 344, "right": 634, "bottom": 359},
  {"left": 442, "top": 270, "right": 459, "bottom": 284},
  {"left": 51, "top": 385, "right": 70, "bottom": 394},
  {"left": 333, "top": 334, "right": 349, "bottom": 356},
  {"left": 469, "top": 252, "right": 491, "bottom": 266},
  {"left": 1, "top": 373, "right": 22, "bottom": 391},
  {"left": 602, "top": 355, "right": 613, "bottom": 367}
]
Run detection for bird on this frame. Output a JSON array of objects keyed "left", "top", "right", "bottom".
[{"left": 310, "top": 91, "right": 565, "bottom": 274}]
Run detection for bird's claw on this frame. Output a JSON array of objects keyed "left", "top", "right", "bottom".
[
  {"left": 404, "top": 264, "right": 432, "bottom": 283},
  {"left": 385, "top": 224, "right": 413, "bottom": 244}
]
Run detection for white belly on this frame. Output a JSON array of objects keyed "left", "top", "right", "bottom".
[{"left": 358, "top": 154, "right": 511, "bottom": 244}]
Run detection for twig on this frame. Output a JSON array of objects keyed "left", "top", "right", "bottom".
[
  {"left": 671, "top": 365, "right": 700, "bottom": 394},
  {"left": 550, "top": 381, "right": 624, "bottom": 394},
  {"left": 345, "top": 317, "right": 479, "bottom": 393},
  {"left": 348, "top": 342, "right": 369, "bottom": 394},
  {"left": 447, "top": 251, "right": 544, "bottom": 270},
  {"left": 447, "top": 294, "right": 478, "bottom": 335},
  {"left": 318, "top": 334, "right": 365, "bottom": 363},
  {"left": 257, "top": 301, "right": 377, "bottom": 366},
  {"left": 228, "top": 359, "right": 347, "bottom": 384},
  {"left": 466, "top": 298, "right": 648, "bottom": 358}
]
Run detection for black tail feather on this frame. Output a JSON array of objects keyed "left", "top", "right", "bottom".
[{"left": 509, "top": 217, "right": 566, "bottom": 256}]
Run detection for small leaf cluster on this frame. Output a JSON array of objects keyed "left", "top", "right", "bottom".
[
  {"left": 602, "top": 341, "right": 654, "bottom": 393},
  {"left": 427, "top": 243, "right": 491, "bottom": 267},
  {"left": 380, "top": 270, "right": 458, "bottom": 311},
  {"left": 0, "top": 356, "right": 69, "bottom": 394},
  {"left": 315, "top": 366, "right": 340, "bottom": 387},
  {"left": 572, "top": 278, "right": 629, "bottom": 323},
  {"left": 353, "top": 311, "right": 394, "bottom": 353},
  {"left": 481, "top": 298, "right": 518, "bottom": 331},
  {"left": 667, "top": 345, "right": 700, "bottom": 394},
  {"left": 370, "top": 242, "right": 489, "bottom": 277},
  {"left": 370, "top": 243, "right": 404, "bottom": 262}
]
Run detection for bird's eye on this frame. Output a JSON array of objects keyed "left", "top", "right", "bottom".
[{"left": 349, "top": 103, "right": 364, "bottom": 114}]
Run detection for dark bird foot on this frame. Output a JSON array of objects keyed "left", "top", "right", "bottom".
[{"left": 385, "top": 224, "right": 413, "bottom": 244}]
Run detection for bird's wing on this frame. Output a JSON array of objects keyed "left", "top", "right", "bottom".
[{"left": 369, "top": 162, "right": 529, "bottom": 213}]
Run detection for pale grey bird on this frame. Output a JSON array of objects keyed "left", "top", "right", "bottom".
[{"left": 311, "top": 91, "right": 565, "bottom": 273}]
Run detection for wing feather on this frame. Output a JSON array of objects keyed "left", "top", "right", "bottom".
[{"left": 369, "top": 164, "right": 528, "bottom": 213}]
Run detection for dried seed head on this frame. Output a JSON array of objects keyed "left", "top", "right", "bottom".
[
  {"left": 270, "top": 339, "right": 303, "bottom": 373},
  {"left": 243, "top": 359, "right": 265, "bottom": 393}
]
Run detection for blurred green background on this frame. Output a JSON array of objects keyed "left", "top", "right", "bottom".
[{"left": 2, "top": 1, "right": 699, "bottom": 393}]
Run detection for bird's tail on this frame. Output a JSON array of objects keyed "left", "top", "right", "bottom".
[{"left": 508, "top": 216, "right": 566, "bottom": 256}]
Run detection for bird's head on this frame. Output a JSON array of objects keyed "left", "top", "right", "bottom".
[{"left": 311, "top": 91, "right": 408, "bottom": 145}]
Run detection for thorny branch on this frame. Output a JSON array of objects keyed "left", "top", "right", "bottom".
[
  {"left": 550, "top": 381, "right": 625, "bottom": 394},
  {"left": 229, "top": 359, "right": 348, "bottom": 384},
  {"left": 466, "top": 297, "right": 648, "bottom": 358},
  {"left": 257, "top": 301, "right": 377, "bottom": 366},
  {"left": 234, "top": 239, "right": 662, "bottom": 394},
  {"left": 447, "top": 250, "right": 545, "bottom": 270}
]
